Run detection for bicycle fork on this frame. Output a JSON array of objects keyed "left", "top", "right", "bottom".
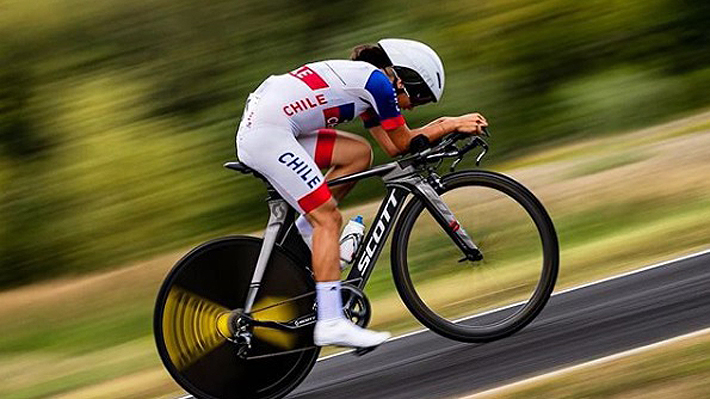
[{"left": 412, "top": 178, "right": 483, "bottom": 262}]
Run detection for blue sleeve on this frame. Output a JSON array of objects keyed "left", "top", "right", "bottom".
[{"left": 364, "top": 70, "right": 405, "bottom": 131}]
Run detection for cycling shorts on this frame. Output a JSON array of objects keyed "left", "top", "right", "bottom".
[{"left": 236, "top": 88, "right": 336, "bottom": 214}]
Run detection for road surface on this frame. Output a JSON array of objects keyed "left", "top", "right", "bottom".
[{"left": 287, "top": 251, "right": 710, "bottom": 398}]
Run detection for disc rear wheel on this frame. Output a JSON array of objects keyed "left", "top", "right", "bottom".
[{"left": 154, "top": 236, "right": 319, "bottom": 399}]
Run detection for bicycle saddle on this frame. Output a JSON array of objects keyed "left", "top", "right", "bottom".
[
  {"left": 224, "top": 161, "right": 275, "bottom": 189},
  {"left": 224, "top": 161, "right": 256, "bottom": 174}
]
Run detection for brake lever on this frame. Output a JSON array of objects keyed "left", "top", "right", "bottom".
[
  {"left": 475, "top": 138, "right": 489, "bottom": 166},
  {"left": 449, "top": 136, "right": 490, "bottom": 171}
]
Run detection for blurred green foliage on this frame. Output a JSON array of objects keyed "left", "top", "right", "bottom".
[{"left": 1, "top": 0, "right": 709, "bottom": 288}]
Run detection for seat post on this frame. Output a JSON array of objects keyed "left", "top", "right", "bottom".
[
  {"left": 243, "top": 198, "right": 289, "bottom": 313},
  {"left": 224, "top": 160, "right": 293, "bottom": 313}
]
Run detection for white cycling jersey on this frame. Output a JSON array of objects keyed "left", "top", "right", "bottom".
[
  {"left": 237, "top": 60, "right": 405, "bottom": 214},
  {"left": 240, "top": 60, "right": 405, "bottom": 134}
]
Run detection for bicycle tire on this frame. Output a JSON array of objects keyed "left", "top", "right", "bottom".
[
  {"left": 391, "top": 170, "right": 559, "bottom": 343},
  {"left": 154, "top": 236, "right": 319, "bottom": 399}
]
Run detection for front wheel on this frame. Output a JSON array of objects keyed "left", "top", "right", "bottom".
[{"left": 391, "top": 170, "right": 559, "bottom": 343}]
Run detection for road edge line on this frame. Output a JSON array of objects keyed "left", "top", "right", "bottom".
[{"left": 458, "top": 326, "right": 710, "bottom": 398}]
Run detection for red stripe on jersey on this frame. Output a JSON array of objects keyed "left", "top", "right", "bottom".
[
  {"left": 290, "top": 66, "right": 329, "bottom": 90},
  {"left": 314, "top": 129, "right": 336, "bottom": 168},
  {"left": 380, "top": 115, "right": 406, "bottom": 131},
  {"left": 298, "top": 183, "right": 332, "bottom": 213}
]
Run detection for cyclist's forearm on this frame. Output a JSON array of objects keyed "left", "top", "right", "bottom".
[
  {"left": 421, "top": 116, "right": 452, "bottom": 129},
  {"left": 368, "top": 126, "right": 400, "bottom": 158},
  {"left": 405, "top": 112, "right": 488, "bottom": 152},
  {"left": 388, "top": 118, "right": 459, "bottom": 156},
  {"left": 412, "top": 118, "right": 459, "bottom": 143}
]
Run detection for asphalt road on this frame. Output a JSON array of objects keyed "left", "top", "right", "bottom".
[{"left": 286, "top": 251, "right": 710, "bottom": 398}]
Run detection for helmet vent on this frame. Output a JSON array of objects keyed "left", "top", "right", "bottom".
[{"left": 436, "top": 72, "right": 442, "bottom": 88}]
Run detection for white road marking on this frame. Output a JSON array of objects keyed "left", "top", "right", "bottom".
[{"left": 458, "top": 326, "right": 710, "bottom": 398}]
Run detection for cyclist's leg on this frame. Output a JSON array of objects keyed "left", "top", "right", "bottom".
[
  {"left": 306, "top": 196, "right": 389, "bottom": 347},
  {"left": 238, "top": 125, "right": 343, "bottom": 280},
  {"left": 294, "top": 129, "right": 372, "bottom": 242},
  {"left": 239, "top": 127, "right": 344, "bottom": 306},
  {"left": 238, "top": 126, "right": 389, "bottom": 348},
  {"left": 297, "top": 128, "right": 373, "bottom": 202},
  {"left": 305, "top": 199, "right": 341, "bottom": 282},
  {"left": 238, "top": 126, "right": 332, "bottom": 219}
]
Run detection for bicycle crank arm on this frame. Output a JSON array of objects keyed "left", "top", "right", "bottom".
[
  {"left": 241, "top": 279, "right": 370, "bottom": 333},
  {"left": 246, "top": 312, "right": 317, "bottom": 332}
]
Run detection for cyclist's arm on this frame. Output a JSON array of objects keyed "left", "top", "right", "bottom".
[
  {"left": 361, "top": 69, "right": 487, "bottom": 156},
  {"left": 367, "top": 125, "right": 400, "bottom": 158},
  {"left": 382, "top": 113, "right": 488, "bottom": 156},
  {"left": 366, "top": 123, "right": 451, "bottom": 157},
  {"left": 422, "top": 116, "right": 453, "bottom": 128}
]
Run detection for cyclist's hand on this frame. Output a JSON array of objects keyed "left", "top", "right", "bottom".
[{"left": 454, "top": 113, "right": 488, "bottom": 135}]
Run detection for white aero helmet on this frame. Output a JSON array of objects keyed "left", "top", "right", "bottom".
[{"left": 378, "top": 38, "right": 445, "bottom": 103}]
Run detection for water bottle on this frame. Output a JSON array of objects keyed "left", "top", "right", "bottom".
[{"left": 339, "top": 215, "right": 365, "bottom": 270}]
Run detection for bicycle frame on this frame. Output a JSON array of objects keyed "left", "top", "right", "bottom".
[{"left": 241, "top": 159, "right": 481, "bottom": 315}]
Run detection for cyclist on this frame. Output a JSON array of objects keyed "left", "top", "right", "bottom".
[{"left": 236, "top": 38, "right": 488, "bottom": 349}]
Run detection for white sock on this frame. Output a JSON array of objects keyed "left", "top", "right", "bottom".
[
  {"left": 295, "top": 215, "right": 313, "bottom": 248},
  {"left": 316, "top": 281, "right": 344, "bottom": 321}
]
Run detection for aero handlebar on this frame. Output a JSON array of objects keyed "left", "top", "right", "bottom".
[{"left": 401, "top": 127, "right": 490, "bottom": 170}]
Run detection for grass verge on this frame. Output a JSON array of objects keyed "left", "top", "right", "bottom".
[{"left": 468, "top": 328, "right": 710, "bottom": 399}]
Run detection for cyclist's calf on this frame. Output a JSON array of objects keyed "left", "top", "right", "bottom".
[
  {"left": 308, "top": 200, "right": 342, "bottom": 231},
  {"left": 306, "top": 200, "right": 343, "bottom": 281}
]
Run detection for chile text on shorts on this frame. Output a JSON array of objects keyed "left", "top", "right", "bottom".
[{"left": 278, "top": 152, "right": 321, "bottom": 189}]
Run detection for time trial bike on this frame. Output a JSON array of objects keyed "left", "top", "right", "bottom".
[{"left": 154, "top": 130, "right": 559, "bottom": 399}]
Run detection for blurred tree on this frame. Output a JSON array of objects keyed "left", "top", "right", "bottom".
[
  {"left": 662, "top": 0, "right": 710, "bottom": 73},
  {"left": 1, "top": 0, "right": 710, "bottom": 288},
  {"left": 0, "top": 55, "right": 54, "bottom": 159}
]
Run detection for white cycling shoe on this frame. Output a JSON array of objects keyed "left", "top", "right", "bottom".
[{"left": 314, "top": 318, "right": 391, "bottom": 349}]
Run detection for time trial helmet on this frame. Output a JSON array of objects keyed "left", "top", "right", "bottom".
[{"left": 378, "top": 38, "right": 445, "bottom": 104}]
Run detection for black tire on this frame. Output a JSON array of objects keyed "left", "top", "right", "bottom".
[
  {"left": 391, "top": 170, "right": 559, "bottom": 343},
  {"left": 154, "top": 236, "right": 319, "bottom": 399}
]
